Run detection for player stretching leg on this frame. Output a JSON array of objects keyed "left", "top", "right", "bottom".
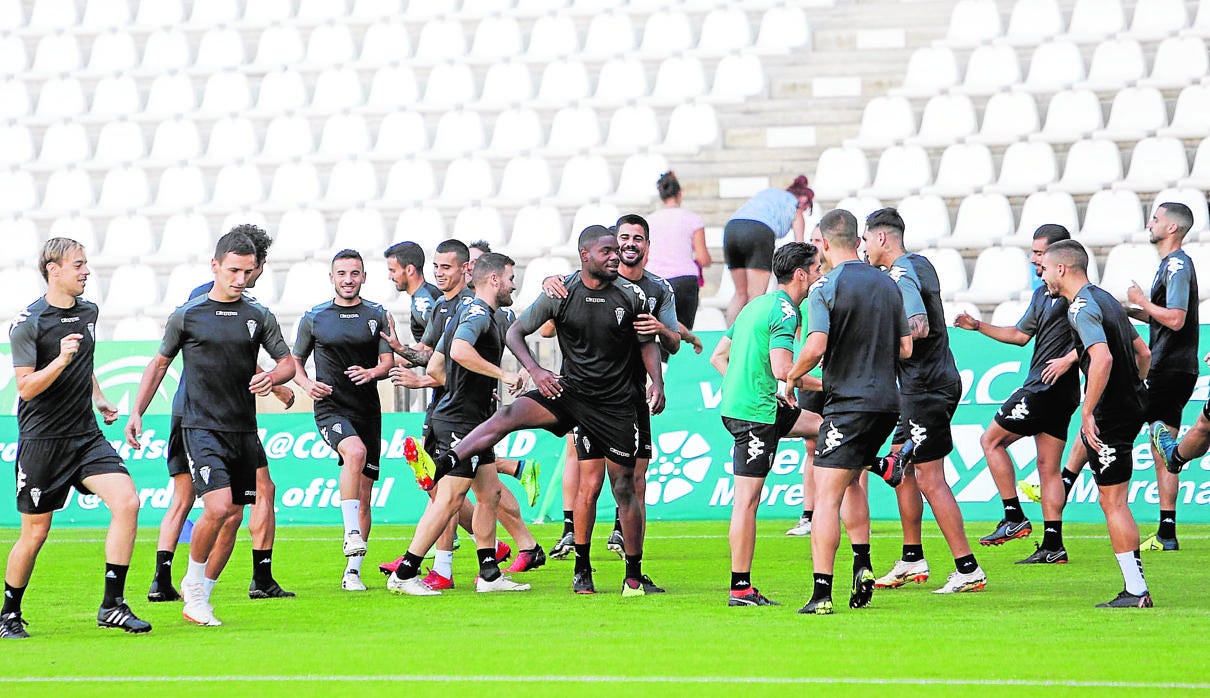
[{"left": 2, "top": 238, "right": 150, "bottom": 639}]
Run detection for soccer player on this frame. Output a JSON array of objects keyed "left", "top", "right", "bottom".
[
  {"left": 713, "top": 242, "right": 824, "bottom": 607},
  {"left": 785, "top": 209, "right": 912, "bottom": 615},
  {"left": 126, "top": 231, "right": 296, "bottom": 626},
  {"left": 384, "top": 240, "right": 543, "bottom": 583},
  {"left": 387, "top": 253, "right": 533, "bottom": 595},
  {"left": 389, "top": 241, "right": 442, "bottom": 346},
  {"left": 1126, "top": 203, "right": 1198, "bottom": 552},
  {"left": 1040, "top": 240, "right": 1153, "bottom": 608},
  {"left": 292, "top": 249, "right": 394, "bottom": 592},
  {"left": 417, "top": 226, "right": 664, "bottom": 596},
  {"left": 2, "top": 238, "right": 150, "bottom": 639},
  {"left": 147, "top": 224, "right": 295, "bottom": 603},
  {"left": 861, "top": 208, "right": 986, "bottom": 595},
  {"left": 953, "top": 224, "right": 1080, "bottom": 564}
]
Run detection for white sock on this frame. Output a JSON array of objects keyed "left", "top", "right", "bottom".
[
  {"left": 203, "top": 577, "right": 217, "bottom": 601},
  {"left": 434, "top": 550, "right": 454, "bottom": 578},
  {"left": 346, "top": 554, "right": 364, "bottom": 575},
  {"left": 1115, "top": 551, "right": 1147, "bottom": 595},
  {"left": 340, "top": 499, "right": 360, "bottom": 536},
  {"left": 184, "top": 557, "right": 207, "bottom": 586}
]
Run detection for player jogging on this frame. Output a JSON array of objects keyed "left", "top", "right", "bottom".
[
  {"left": 2, "top": 237, "right": 150, "bottom": 639},
  {"left": 291, "top": 249, "right": 393, "bottom": 591},
  {"left": 126, "top": 231, "right": 296, "bottom": 626}
]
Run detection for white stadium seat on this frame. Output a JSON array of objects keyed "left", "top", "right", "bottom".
[
  {"left": 415, "top": 18, "right": 467, "bottom": 64},
  {"left": 551, "top": 155, "right": 612, "bottom": 206},
  {"left": 0, "top": 217, "right": 40, "bottom": 268},
  {"left": 149, "top": 214, "right": 212, "bottom": 265},
  {"left": 896, "top": 195, "right": 951, "bottom": 250},
  {"left": 1051, "top": 139, "right": 1123, "bottom": 195},
  {"left": 437, "top": 157, "right": 495, "bottom": 206},
  {"left": 273, "top": 208, "right": 329, "bottom": 262},
  {"left": 0, "top": 169, "right": 37, "bottom": 215},
  {"left": 140, "top": 28, "right": 190, "bottom": 72},
  {"left": 507, "top": 205, "right": 563, "bottom": 259},
  {"left": 600, "top": 105, "right": 660, "bottom": 154},
  {"left": 986, "top": 141, "right": 1057, "bottom": 196},
  {"left": 380, "top": 159, "right": 437, "bottom": 206},
  {"left": 0, "top": 80, "right": 30, "bottom": 119},
  {"left": 1066, "top": 0, "right": 1125, "bottom": 41},
  {"left": 1179, "top": 137, "right": 1210, "bottom": 190},
  {"left": 35, "top": 76, "right": 86, "bottom": 119},
  {"left": 90, "top": 75, "right": 140, "bottom": 118},
  {"left": 85, "top": 32, "right": 137, "bottom": 75},
  {"left": 486, "top": 108, "right": 543, "bottom": 157},
  {"left": 1121, "top": 138, "right": 1189, "bottom": 193},
  {"left": 421, "top": 63, "right": 476, "bottom": 111},
  {"left": 430, "top": 110, "right": 486, "bottom": 158},
  {"left": 582, "top": 12, "right": 635, "bottom": 60},
  {"left": 394, "top": 207, "right": 446, "bottom": 253},
  {"left": 323, "top": 160, "right": 378, "bottom": 206},
  {"left": 451, "top": 206, "right": 505, "bottom": 248},
  {"left": 1078, "top": 38, "right": 1146, "bottom": 91},
  {"left": 317, "top": 113, "right": 372, "bottom": 159},
  {"left": 97, "top": 165, "right": 150, "bottom": 211},
  {"left": 331, "top": 208, "right": 388, "bottom": 254},
  {"left": 639, "top": 10, "right": 692, "bottom": 58},
  {"left": 134, "top": 0, "right": 183, "bottom": 27},
  {"left": 917, "top": 247, "right": 968, "bottom": 299},
  {"left": 941, "top": 0, "right": 1001, "bottom": 47},
  {"left": 954, "top": 247, "right": 1033, "bottom": 304},
  {"left": 1004, "top": 0, "right": 1064, "bottom": 45},
  {"left": 834, "top": 196, "right": 884, "bottom": 229},
  {"left": 39, "top": 122, "right": 91, "bottom": 167},
  {"left": 477, "top": 62, "right": 533, "bottom": 109},
  {"left": 0, "top": 123, "right": 34, "bottom": 166},
  {"left": 260, "top": 116, "right": 314, "bottom": 162},
  {"left": 1092, "top": 87, "right": 1168, "bottom": 141},
  {"left": 111, "top": 316, "right": 163, "bottom": 341},
  {"left": 1003, "top": 191, "right": 1080, "bottom": 248},
  {"left": 1140, "top": 37, "right": 1208, "bottom": 90},
  {"left": 608, "top": 152, "right": 668, "bottom": 206},
  {"left": 906, "top": 94, "right": 976, "bottom": 147},
  {"left": 194, "top": 27, "right": 245, "bottom": 71},
  {"left": 1160, "top": 86, "right": 1210, "bottom": 139},
  {"left": 373, "top": 112, "right": 428, "bottom": 159},
  {"left": 253, "top": 25, "right": 305, "bottom": 68},
  {"left": 655, "top": 103, "right": 720, "bottom": 154},
  {"left": 153, "top": 164, "right": 207, "bottom": 210},
  {"left": 28, "top": 0, "right": 78, "bottom": 30},
  {"left": 310, "top": 67, "right": 364, "bottom": 113},
  {"left": 527, "top": 15, "right": 578, "bottom": 60},
  {"left": 707, "top": 54, "right": 765, "bottom": 103},
  {"left": 210, "top": 163, "right": 265, "bottom": 209},
  {"left": 955, "top": 44, "right": 1020, "bottom": 96},
  {"left": 588, "top": 57, "right": 648, "bottom": 107},
  {"left": 96, "top": 216, "right": 155, "bottom": 267},
  {"left": 847, "top": 96, "right": 916, "bottom": 149},
  {"left": 1128, "top": 0, "right": 1188, "bottom": 40},
  {"left": 365, "top": 65, "right": 420, "bottom": 111},
  {"left": 198, "top": 71, "right": 252, "bottom": 117},
  {"left": 358, "top": 21, "right": 411, "bottom": 66},
  {"left": 267, "top": 162, "right": 322, "bottom": 209},
  {"left": 1033, "top": 89, "right": 1103, "bottom": 144},
  {"left": 1079, "top": 189, "right": 1143, "bottom": 246},
  {"left": 243, "top": 0, "right": 293, "bottom": 25},
  {"left": 534, "top": 60, "right": 590, "bottom": 107},
  {"left": 543, "top": 106, "right": 602, "bottom": 155},
  {"left": 697, "top": 8, "right": 752, "bottom": 56},
  {"left": 0, "top": 270, "right": 47, "bottom": 317},
  {"left": 491, "top": 155, "right": 552, "bottom": 205},
  {"left": 1100, "top": 244, "right": 1160, "bottom": 301},
  {"left": 812, "top": 147, "right": 870, "bottom": 200},
  {"left": 254, "top": 69, "right": 308, "bottom": 115},
  {"left": 1020, "top": 40, "right": 1084, "bottom": 94},
  {"left": 647, "top": 56, "right": 707, "bottom": 106},
  {"left": 921, "top": 143, "right": 994, "bottom": 198},
  {"left": 470, "top": 16, "right": 524, "bottom": 61},
  {"left": 969, "top": 92, "right": 1039, "bottom": 146},
  {"left": 148, "top": 118, "right": 202, "bottom": 163},
  {"left": 940, "top": 193, "right": 1015, "bottom": 251},
  {"left": 41, "top": 167, "right": 94, "bottom": 213},
  {"left": 32, "top": 32, "right": 82, "bottom": 74},
  {"left": 891, "top": 47, "right": 960, "bottom": 98}
]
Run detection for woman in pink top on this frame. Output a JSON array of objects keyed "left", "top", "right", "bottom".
[{"left": 646, "top": 171, "right": 711, "bottom": 329}]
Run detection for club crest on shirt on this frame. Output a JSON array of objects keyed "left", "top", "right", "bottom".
[
  {"left": 86, "top": 322, "right": 95, "bottom": 339},
  {"left": 647, "top": 296, "right": 657, "bottom": 313},
  {"left": 615, "top": 307, "right": 625, "bottom": 325},
  {"left": 246, "top": 319, "right": 257, "bottom": 338},
  {"left": 368, "top": 319, "right": 378, "bottom": 336}
]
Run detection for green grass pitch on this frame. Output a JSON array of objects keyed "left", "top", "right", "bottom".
[{"left": 1, "top": 521, "right": 1208, "bottom": 696}]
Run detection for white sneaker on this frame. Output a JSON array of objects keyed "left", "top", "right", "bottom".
[
  {"left": 933, "top": 567, "right": 987, "bottom": 594},
  {"left": 343, "top": 531, "right": 368, "bottom": 557},
  {"left": 475, "top": 574, "right": 531, "bottom": 593},
  {"left": 181, "top": 581, "right": 222, "bottom": 626},
  {"left": 387, "top": 573, "right": 440, "bottom": 596},
  {"left": 874, "top": 559, "right": 930, "bottom": 589},
  {"left": 341, "top": 570, "right": 367, "bottom": 592},
  {"left": 785, "top": 516, "right": 812, "bottom": 536}
]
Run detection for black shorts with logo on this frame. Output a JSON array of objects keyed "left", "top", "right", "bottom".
[
  {"left": 182, "top": 428, "right": 261, "bottom": 505},
  {"left": 1144, "top": 371, "right": 1197, "bottom": 427},
  {"left": 722, "top": 403, "right": 802, "bottom": 478},
  {"left": 634, "top": 389, "right": 653, "bottom": 461},
  {"left": 1080, "top": 414, "right": 1143, "bottom": 487},
  {"left": 523, "top": 388, "right": 639, "bottom": 468},
  {"left": 815, "top": 410, "right": 899, "bottom": 470},
  {"left": 167, "top": 414, "right": 189, "bottom": 477},
  {"left": 317, "top": 414, "right": 383, "bottom": 481},
  {"left": 430, "top": 417, "right": 496, "bottom": 478},
  {"left": 892, "top": 382, "right": 961, "bottom": 463},
  {"left": 798, "top": 388, "right": 826, "bottom": 416},
  {"left": 15, "top": 432, "right": 128, "bottom": 514},
  {"left": 994, "top": 387, "right": 1079, "bottom": 441}
]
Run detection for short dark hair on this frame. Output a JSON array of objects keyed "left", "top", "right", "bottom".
[
  {"left": 332, "top": 248, "right": 363, "bottom": 265},
  {"left": 866, "top": 208, "right": 906, "bottom": 237},
  {"left": 38, "top": 237, "right": 84, "bottom": 281},
  {"left": 819, "top": 209, "right": 858, "bottom": 249},
  {"left": 214, "top": 231, "right": 256, "bottom": 260},
  {"left": 1158, "top": 202, "right": 1195, "bottom": 237},
  {"left": 577, "top": 224, "right": 615, "bottom": 251},
  {"left": 657, "top": 171, "right": 680, "bottom": 200},
  {"left": 468, "top": 240, "right": 493, "bottom": 254},
  {"left": 772, "top": 242, "right": 819, "bottom": 284},
  {"left": 1033, "top": 224, "right": 1071, "bottom": 245},
  {"left": 1044, "top": 239, "right": 1088, "bottom": 272},
  {"left": 384, "top": 241, "right": 425, "bottom": 271},
  {"left": 229, "top": 223, "right": 272, "bottom": 264},
  {"left": 435, "top": 238, "right": 470, "bottom": 265},
  {"left": 615, "top": 213, "right": 650, "bottom": 237},
  {"left": 472, "top": 251, "right": 515, "bottom": 286}
]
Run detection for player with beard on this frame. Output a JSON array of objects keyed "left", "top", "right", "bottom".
[
  {"left": 418, "top": 226, "right": 664, "bottom": 596},
  {"left": 384, "top": 241, "right": 441, "bottom": 346},
  {"left": 2, "top": 238, "right": 149, "bottom": 639},
  {"left": 291, "top": 249, "right": 393, "bottom": 591},
  {"left": 387, "top": 253, "right": 533, "bottom": 595},
  {"left": 1040, "top": 240, "right": 1154, "bottom": 608},
  {"left": 952, "top": 225, "right": 1080, "bottom": 564}
]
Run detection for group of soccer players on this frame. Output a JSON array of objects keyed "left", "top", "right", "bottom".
[{"left": 1, "top": 199, "right": 1201, "bottom": 637}]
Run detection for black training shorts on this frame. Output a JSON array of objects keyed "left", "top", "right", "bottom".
[
  {"left": 892, "top": 382, "right": 961, "bottom": 462},
  {"left": 523, "top": 388, "right": 639, "bottom": 468},
  {"left": 722, "top": 403, "right": 802, "bottom": 478},
  {"left": 430, "top": 418, "right": 496, "bottom": 478},
  {"left": 182, "top": 428, "right": 261, "bottom": 505},
  {"left": 994, "top": 386, "right": 1079, "bottom": 441},
  {"left": 1144, "top": 371, "right": 1196, "bottom": 428},
  {"left": 815, "top": 410, "right": 898, "bottom": 470},
  {"left": 1080, "top": 414, "right": 1143, "bottom": 487},
  {"left": 318, "top": 414, "right": 383, "bottom": 481},
  {"left": 15, "top": 432, "right": 127, "bottom": 514}
]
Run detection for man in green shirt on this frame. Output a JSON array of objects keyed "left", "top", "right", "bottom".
[{"left": 710, "top": 242, "right": 823, "bottom": 607}]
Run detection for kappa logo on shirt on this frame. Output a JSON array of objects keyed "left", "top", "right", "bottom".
[
  {"left": 1167, "top": 256, "right": 1185, "bottom": 280},
  {"left": 1068, "top": 296, "right": 1087, "bottom": 318},
  {"left": 246, "top": 319, "right": 257, "bottom": 338},
  {"left": 779, "top": 299, "right": 796, "bottom": 322},
  {"left": 888, "top": 266, "right": 908, "bottom": 283},
  {"left": 465, "top": 304, "right": 488, "bottom": 319},
  {"left": 809, "top": 276, "right": 828, "bottom": 295}
]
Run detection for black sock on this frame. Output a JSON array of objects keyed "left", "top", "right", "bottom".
[
  {"left": 730, "top": 571, "right": 751, "bottom": 591},
  {"left": 802, "top": 510, "right": 813, "bottom": 522},
  {"left": 1001, "top": 497, "right": 1025, "bottom": 523},
  {"left": 2, "top": 583, "right": 25, "bottom": 615},
  {"left": 103, "top": 563, "right": 128, "bottom": 607},
  {"left": 624, "top": 554, "right": 642, "bottom": 580},
  {"left": 812, "top": 573, "right": 833, "bottom": 600},
  {"left": 851, "top": 543, "right": 871, "bottom": 571},
  {"left": 613, "top": 507, "right": 622, "bottom": 534},
  {"left": 434, "top": 452, "right": 459, "bottom": 480},
  {"left": 1041, "top": 520, "right": 1063, "bottom": 550},
  {"left": 955, "top": 554, "right": 978, "bottom": 575},
  {"left": 1061, "top": 468, "right": 1079, "bottom": 496},
  {"left": 574, "top": 543, "right": 591, "bottom": 574},
  {"left": 396, "top": 551, "right": 424, "bottom": 580},
  {"left": 1158, "top": 510, "right": 1177, "bottom": 539},
  {"left": 252, "top": 549, "right": 274, "bottom": 584},
  {"left": 477, "top": 548, "right": 501, "bottom": 582},
  {"left": 868, "top": 457, "right": 888, "bottom": 478},
  {"left": 1171, "top": 446, "right": 1190, "bottom": 468},
  {"left": 155, "top": 550, "right": 174, "bottom": 585},
  {"left": 902, "top": 544, "right": 924, "bottom": 562},
  {"left": 513, "top": 460, "right": 526, "bottom": 480},
  {"left": 561, "top": 511, "right": 574, "bottom": 537}
]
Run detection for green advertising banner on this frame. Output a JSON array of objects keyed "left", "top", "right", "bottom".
[{"left": 2, "top": 330, "right": 1210, "bottom": 528}]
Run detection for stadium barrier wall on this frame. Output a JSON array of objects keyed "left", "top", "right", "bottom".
[{"left": 2, "top": 330, "right": 1209, "bottom": 527}]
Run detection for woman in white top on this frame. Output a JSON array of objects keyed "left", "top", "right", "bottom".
[{"left": 646, "top": 171, "right": 710, "bottom": 329}]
